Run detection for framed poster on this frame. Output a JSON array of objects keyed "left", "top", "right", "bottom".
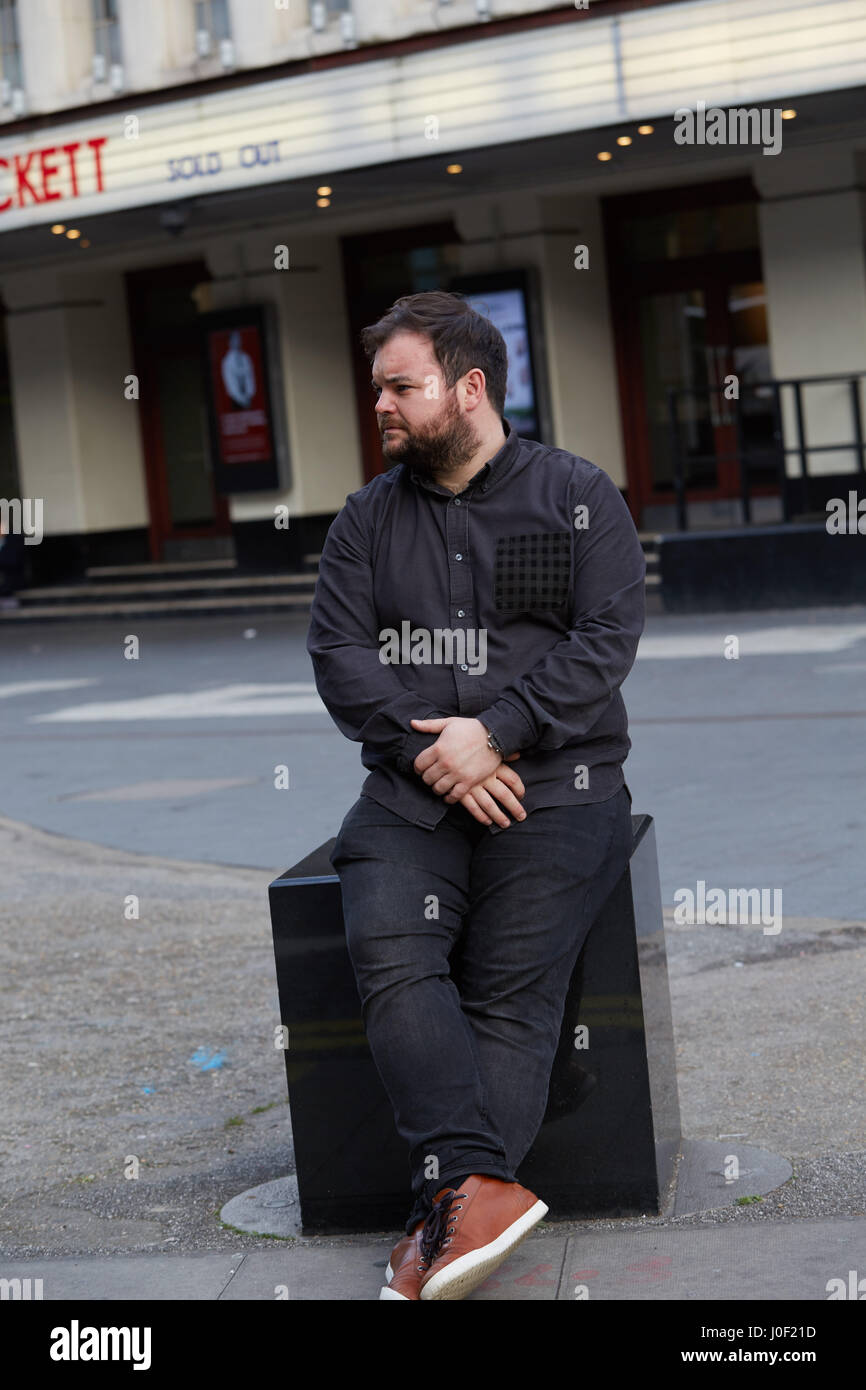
[
  {"left": 200, "top": 304, "right": 289, "bottom": 493},
  {"left": 448, "top": 268, "right": 546, "bottom": 440}
]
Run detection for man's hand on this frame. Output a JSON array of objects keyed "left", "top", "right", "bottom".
[
  {"left": 447, "top": 762, "right": 527, "bottom": 828},
  {"left": 411, "top": 716, "right": 513, "bottom": 798}
]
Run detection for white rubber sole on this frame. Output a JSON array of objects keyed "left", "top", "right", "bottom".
[
  {"left": 379, "top": 1259, "right": 412, "bottom": 1300},
  {"left": 419, "top": 1198, "right": 549, "bottom": 1301},
  {"left": 379, "top": 1283, "right": 410, "bottom": 1300}
]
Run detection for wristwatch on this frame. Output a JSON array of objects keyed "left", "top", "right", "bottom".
[{"left": 484, "top": 726, "right": 504, "bottom": 756}]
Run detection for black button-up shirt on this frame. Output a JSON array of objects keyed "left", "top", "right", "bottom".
[{"left": 306, "top": 418, "right": 645, "bottom": 833}]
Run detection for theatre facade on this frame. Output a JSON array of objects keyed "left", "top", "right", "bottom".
[{"left": 1, "top": 0, "right": 865, "bottom": 585}]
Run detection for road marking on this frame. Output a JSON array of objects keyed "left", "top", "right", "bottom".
[
  {"left": 0, "top": 678, "right": 98, "bottom": 698},
  {"left": 637, "top": 625, "right": 866, "bottom": 658},
  {"left": 25, "top": 624, "right": 866, "bottom": 723},
  {"left": 32, "top": 683, "right": 325, "bottom": 722},
  {"left": 59, "top": 777, "right": 260, "bottom": 801}
]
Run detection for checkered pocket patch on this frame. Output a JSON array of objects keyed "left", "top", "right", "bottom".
[{"left": 493, "top": 531, "right": 572, "bottom": 610}]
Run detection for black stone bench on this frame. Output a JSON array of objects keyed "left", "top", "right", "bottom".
[{"left": 268, "top": 813, "right": 681, "bottom": 1234}]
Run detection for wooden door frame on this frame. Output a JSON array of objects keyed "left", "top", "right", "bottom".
[
  {"left": 602, "top": 178, "right": 770, "bottom": 522},
  {"left": 125, "top": 260, "right": 230, "bottom": 561}
]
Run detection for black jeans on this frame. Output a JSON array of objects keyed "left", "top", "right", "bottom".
[{"left": 330, "top": 784, "right": 633, "bottom": 1234}]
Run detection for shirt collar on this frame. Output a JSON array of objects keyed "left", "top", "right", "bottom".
[{"left": 409, "top": 417, "right": 520, "bottom": 496}]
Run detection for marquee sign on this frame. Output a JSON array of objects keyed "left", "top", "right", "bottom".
[
  {"left": 0, "top": 0, "right": 863, "bottom": 234},
  {"left": 0, "top": 136, "right": 107, "bottom": 211}
]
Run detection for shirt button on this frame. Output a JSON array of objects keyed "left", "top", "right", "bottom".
[
  {"left": 456, "top": 609, "right": 465, "bottom": 618},
  {"left": 455, "top": 553, "right": 463, "bottom": 561},
  {"left": 460, "top": 664, "right": 468, "bottom": 671},
  {"left": 453, "top": 498, "right": 461, "bottom": 506}
]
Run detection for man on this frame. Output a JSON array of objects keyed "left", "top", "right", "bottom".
[{"left": 306, "top": 290, "right": 645, "bottom": 1301}]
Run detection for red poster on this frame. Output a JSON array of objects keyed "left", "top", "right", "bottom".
[{"left": 207, "top": 324, "right": 275, "bottom": 465}]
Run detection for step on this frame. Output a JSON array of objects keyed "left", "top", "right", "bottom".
[
  {"left": 0, "top": 592, "right": 317, "bottom": 622},
  {"left": 4, "top": 570, "right": 662, "bottom": 621},
  {"left": 18, "top": 572, "right": 317, "bottom": 604},
  {"left": 86, "top": 558, "right": 239, "bottom": 580}
]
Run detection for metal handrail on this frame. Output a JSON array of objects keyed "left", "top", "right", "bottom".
[{"left": 666, "top": 371, "right": 866, "bottom": 531}]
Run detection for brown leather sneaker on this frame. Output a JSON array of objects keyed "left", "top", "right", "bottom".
[
  {"left": 418, "top": 1175, "right": 548, "bottom": 1301},
  {"left": 379, "top": 1220, "right": 428, "bottom": 1300}
]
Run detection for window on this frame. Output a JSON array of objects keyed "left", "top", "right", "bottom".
[
  {"left": 92, "top": 0, "right": 121, "bottom": 84},
  {"left": 310, "top": 0, "right": 352, "bottom": 35},
  {"left": 195, "top": 0, "right": 231, "bottom": 56},
  {"left": 0, "top": 0, "right": 23, "bottom": 108}
]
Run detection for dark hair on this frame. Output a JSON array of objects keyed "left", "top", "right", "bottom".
[{"left": 360, "top": 290, "right": 508, "bottom": 416}]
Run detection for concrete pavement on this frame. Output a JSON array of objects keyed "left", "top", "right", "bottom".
[{"left": 4, "top": 1216, "right": 866, "bottom": 1299}]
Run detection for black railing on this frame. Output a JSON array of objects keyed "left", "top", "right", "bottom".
[{"left": 666, "top": 371, "right": 866, "bottom": 531}]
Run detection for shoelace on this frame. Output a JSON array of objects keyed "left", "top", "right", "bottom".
[{"left": 418, "top": 1188, "right": 468, "bottom": 1270}]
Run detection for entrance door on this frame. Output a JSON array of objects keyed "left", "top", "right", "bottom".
[
  {"left": 126, "top": 261, "right": 231, "bottom": 560},
  {"left": 604, "top": 181, "right": 777, "bottom": 522},
  {"left": 635, "top": 275, "right": 775, "bottom": 496}
]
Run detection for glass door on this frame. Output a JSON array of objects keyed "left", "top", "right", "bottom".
[
  {"left": 604, "top": 181, "right": 772, "bottom": 519},
  {"left": 635, "top": 279, "right": 775, "bottom": 500}
]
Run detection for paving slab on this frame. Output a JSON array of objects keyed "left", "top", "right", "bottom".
[
  {"left": 0, "top": 1253, "right": 245, "bottom": 1300},
  {"left": 558, "top": 1217, "right": 865, "bottom": 1301}
]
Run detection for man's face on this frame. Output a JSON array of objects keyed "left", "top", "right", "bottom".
[{"left": 371, "top": 330, "right": 480, "bottom": 480}]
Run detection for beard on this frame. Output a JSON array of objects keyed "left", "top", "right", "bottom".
[{"left": 380, "top": 392, "right": 480, "bottom": 481}]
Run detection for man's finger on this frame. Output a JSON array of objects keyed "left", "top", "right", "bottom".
[
  {"left": 413, "top": 745, "right": 442, "bottom": 773},
  {"left": 420, "top": 761, "right": 448, "bottom": 785},
  {"left": 432, "top": 773, "right": 459, "bottom": 796},
  {"left": 483, "top": 779, "right": 525, "bottom": 821},
  {"left": 496, "top": 766, "right": 525, "bottom": 797},
  {"left": 496, "top": 768, "right": 526, "bottom": 797},
  {"left": 469, "top": 787, "right": 510, "bottom": 828},
  {"left": 458, "top": 792, "right": 492, "bottom": 826}
]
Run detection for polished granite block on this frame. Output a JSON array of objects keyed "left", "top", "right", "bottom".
[{"left": 268, "top": 814, "right": 681, "bottom": 1235}]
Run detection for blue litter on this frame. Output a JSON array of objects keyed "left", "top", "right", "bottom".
[{"left": 188, "top": 1047, "right": 227, "bottom": 1071}]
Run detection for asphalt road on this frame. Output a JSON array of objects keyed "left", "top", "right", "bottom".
[{"left": 1, "top": 603, "right": 864, "bottom": 918}]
